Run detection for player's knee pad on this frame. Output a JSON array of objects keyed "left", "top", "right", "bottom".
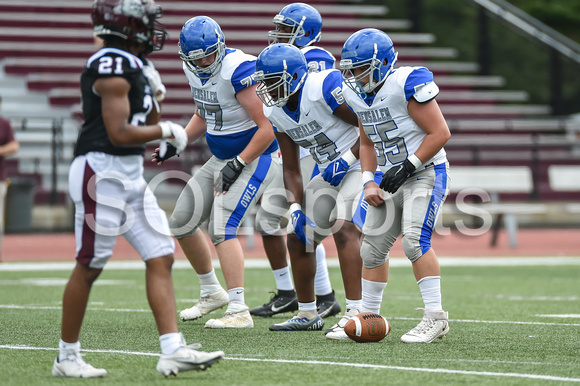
[
  {"left": 168, "top": 211, "right": 198, "bottom": 239},
  {"left": 401, "top": 232, "right": 424, "bottom": 262},
  {"left": 360, "top": 238, "right": 388, "bottom": 269},
  {"left": 254, "top": 207, "right": 285, "bottom": 236}
]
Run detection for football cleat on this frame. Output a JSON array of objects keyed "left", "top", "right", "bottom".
[
  {"left": 317, "top": 291, "right": 342, "bottom": 318},
  {"left": 325, "top": 308, "right": 360, "bottom": 341},
  {"left": 269, "top": 315, "right": 325, "bottom": 331},
  {"left": 52, "top": 350, "right": 107, "bottom": 378},
  {"left": 401, "top": 308, "right": 449, "bottom": 343},
  {"left": 179, "top": 288, "right": 229, "bottom": 321},
  {"left": 250, "top": 290, "right": 298, "bottom": 317},
  {"left": 204, "top": 310, "right": 254, "bottom": 329},
  {"left": 156, "top": 344, "right": 224, "bottom": 377}
]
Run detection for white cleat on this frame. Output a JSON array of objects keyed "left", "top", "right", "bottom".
[
  {"left": 204, "top": 310, "right": 254, "bottom": 329},
  {"left": 401, "top": 308, "right": 449, "bottom": 343},
  {"left": 179, "top": 288, "right": 229, "bottom": 321},
  {"left": 156, "top": 344, "right": 224, "bottom": 377},
  {"left": 52, "top": 350, "right": 107, "bottom": 378},
  {"left": 325, "top": 308, "right": 360, "bottom": 341}
]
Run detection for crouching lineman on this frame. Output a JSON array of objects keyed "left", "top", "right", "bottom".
[
  {"left": 340, "top": 28, "right": 451, "bottom": 343},
  {"left": 254, "top": 43, "right": 363, "bottom": 338}
]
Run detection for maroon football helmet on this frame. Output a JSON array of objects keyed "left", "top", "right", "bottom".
[{"left": 91, "top": 0, "right": 167, "bottom": 54}]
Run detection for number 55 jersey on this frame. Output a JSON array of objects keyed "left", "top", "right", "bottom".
[{"left": 342, "top": 66, "right": 447, "bottom": 173}]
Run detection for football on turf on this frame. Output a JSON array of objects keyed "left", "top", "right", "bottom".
[{"left": 344, "top": 312, "right": 390, "bottom": 343}]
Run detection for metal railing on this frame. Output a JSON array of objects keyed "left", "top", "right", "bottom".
[{"left": 464, "top": 0, "right": 580, "bottom": 115}]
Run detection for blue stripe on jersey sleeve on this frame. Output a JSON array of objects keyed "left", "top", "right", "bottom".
[
  {"left": 322, "top": 70, "right": 344, "bottom": 112},
  {"left": 304, "top": 48, "right": 336, "bottom": 71},
  {"left": 231, "top": 60, "right": 257, "bottom": 93},
  {"left": 404, "top": 67, "right": 434, "bottom": 101}
]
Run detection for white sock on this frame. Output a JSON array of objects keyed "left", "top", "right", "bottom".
[
  {"left": 159, "top": 333, "right": 182, "bottom": 355},
  {"left": 297, "top": 301, "right": 317, "bottom": 319},
  {"left": 345, "top": 298, "right": 362, "bottom": 312},
  {"left": 273, "top": 267, "right": 294, "bottom": 291},
  {"left": 314, "top": 244, "right": 332, "bottom": 296},
  {"left": 198, "top": 269, "right": 222, "bottom": 297},
  {"left": 418, "top": 276, "right": 442, "bottom": 311},
  {"left": 361, "top": 278, "right": 387, "bottom": 314},
  {"left": 228, "top": 287, "right": 245, "bottom": 305},
  {"left": 58, "top": 340, "right": 80, "bottom": 361}
]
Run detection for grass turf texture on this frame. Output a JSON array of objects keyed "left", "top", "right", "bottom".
[{"left": 0, "top": 262, "right": 579, "bottom": 385}]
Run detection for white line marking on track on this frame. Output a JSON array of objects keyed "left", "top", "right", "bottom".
[
  {"left": 1, "top": 345, "right": 579, "bottom": 383},
  {"left": 536, "top": 314, "right": 580, "bottom": 318}
]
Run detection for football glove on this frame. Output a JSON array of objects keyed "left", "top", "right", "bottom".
[
  {"left": 153, "top": 142, "right": 179, "bottom": 163},
  {"left": 215, "top": 156, "right": 245, "bottom": 193},
  {"left": 321, "top": 149, "right": 357, "bottom": 186},
  {"left": 289, "top": 203, "right": 316, "bottom": 245},
  {"left": 379, "top": 159, "right": 416, "bottom": 193}
]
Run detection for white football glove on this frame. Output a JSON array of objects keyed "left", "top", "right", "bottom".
[
  {"left": 142, "top": 59, "right": 166, "bottom": 102},
  {"left": 159, "top": 121, "right": 188, "bottom": 155}
]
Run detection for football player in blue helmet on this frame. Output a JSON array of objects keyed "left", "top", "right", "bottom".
[
  {"left": 340, "top": 28, "right": 398, "bottom": 98},
  {"left": 268, "top": 2, "right": 322, "bottom": 48},
  {"left": 53, "top": 0, "right": 223, "bottom": 379},
  {"left": 251, "top": 3, "right": 342, "bottom": 322},
  {"left": 158, "top": 16, "right": 282, "bottom": 331},
  {"left": 255, "top": 45, "right": 308, "bottom": 107},
  {"left": 178, "top": 16, "right": 226, "bottom": 79},
  {"left": 340, "top": 29, "right": 451, "bottom": 344},
  {"left": 255, "top": 44, "right": 364, "bottom": 337}
]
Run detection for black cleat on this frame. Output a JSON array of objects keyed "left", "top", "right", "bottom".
[
  {"left": 250, "top": 290, "right": 298, "bottom": 317},
  {"left": 316, "top": 290, "right": 341, "bottom": 318}
]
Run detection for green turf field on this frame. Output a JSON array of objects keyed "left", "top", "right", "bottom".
[{"left": 1, "top": 258, "right": 579, "bottom": 385}]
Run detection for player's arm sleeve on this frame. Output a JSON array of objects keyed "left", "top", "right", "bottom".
[
  {"left": 231, "top": 60, "right": 257, "bottom": 93},
  {"left": 321, "top": 70, "right": 345, "bottom": 112},
  {"left": 404, "top": 67, "right": 439, "bottom": 103}
]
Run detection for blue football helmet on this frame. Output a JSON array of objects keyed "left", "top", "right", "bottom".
[
  {"left": 268, "top": 3, "right": 322, "bottom": 48},
  {"left": 340, "top": 28, "right": 398, "bottom": 97},
  {"left": 255, "top": 43, "right": 308, "bottom": 107},
  {"left": 178, "top": 16, "right": 226, "bottom": 78}
]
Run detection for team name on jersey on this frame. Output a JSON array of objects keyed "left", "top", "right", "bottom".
[
  {"left": 191, "top": 87, "right": 218, "bottom": 103},
  {"left": 285, "top": 120, "right": 323, "bottom": 141},
  {"left": 356, "top": 107, "right": 393, "bottom": 125}
]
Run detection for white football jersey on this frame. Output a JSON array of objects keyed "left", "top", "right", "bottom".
[
  {"left": 343, "top": 66, "right": 447, "bottom": 172},
  {"left": 183, "top": 48, "right": 278, "bottom": 159},
  {"left": 265, "top": 69, "right": 360, "bottom": 174},
  {"left": 299, "top": 46, "right": 336, "bottom": 160}
]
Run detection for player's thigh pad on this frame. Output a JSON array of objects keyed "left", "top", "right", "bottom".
[
  {"left": 169, "top": 160, "right": 215, "bottom": 238},
  {"left": 360, "top": 197, "right": 402, "bottom": 269},
  {"left": 304, "top": 170, "right": 361, "bottom": 244},
  {"left": 400, "top": 163, "right": 449, "bottom": 262},
  {"left": 123, "top": 184, "right": 175, "bottom": 260},
  {"left": 255, "top": 162, "right": 289, "bottom": 235},
  {"left": 209, "top": 153, "right": 278, "bottom": 244}
]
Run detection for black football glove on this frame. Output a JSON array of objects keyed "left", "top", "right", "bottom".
[
  {"left": 379, "top": 159, "right": 416, "bottom": 193},
  {"left": 215, "top": 157, "right": 245, "bottom": 193},
  {"left": 152, "top": 142, "right": 179, "bottom": 163}
]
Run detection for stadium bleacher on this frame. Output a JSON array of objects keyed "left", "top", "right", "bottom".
[{"left": 0, "top": 0, "right": 578, "bottom": 221}]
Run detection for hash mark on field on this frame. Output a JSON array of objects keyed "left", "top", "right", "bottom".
[{"left": 1, "top": 345, "right": 579, "bottom": 383}]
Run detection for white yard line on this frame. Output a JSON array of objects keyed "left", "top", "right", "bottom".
[
  {"left": 1, "top": 345, "right": 579, "bottom": 383},
  {"left": 2, "top": 304, "right": 579, "bottom": 326},
  {"left": 1, "top": 257, "right": 580, "bottom": 271}
]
